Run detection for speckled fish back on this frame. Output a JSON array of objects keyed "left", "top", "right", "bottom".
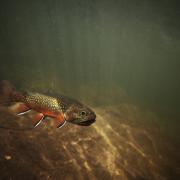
[{"left": 25, "top": 92, "right": 61, "bottom": 113}]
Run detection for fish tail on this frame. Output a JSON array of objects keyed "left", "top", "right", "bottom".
[{"left": 0, "top": 80, "right": 24, "bottom": 104}]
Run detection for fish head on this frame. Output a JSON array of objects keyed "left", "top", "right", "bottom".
[{"left": 65, "top": 102, "right": 96, "bottom": 126}]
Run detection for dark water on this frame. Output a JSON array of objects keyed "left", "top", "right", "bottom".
[{"left": 0, "top": 0, "right": 180, "bottom": 179}]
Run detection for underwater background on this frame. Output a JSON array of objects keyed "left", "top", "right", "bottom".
[{"left": 0, "top": 0, "right": 180, "bottom": 179}]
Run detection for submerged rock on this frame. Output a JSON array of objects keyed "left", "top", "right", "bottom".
[{"left": 0, "top": 104, "right": 179, "bottom": 180}]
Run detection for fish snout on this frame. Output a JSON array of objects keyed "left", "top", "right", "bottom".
[
  {"left": 79, "top": 112, "right": 96, "bottom": 126},
  {"left": 68, "top": 112, "right": 96, "bottom": 126},
  {"left": 78, "top": 118, "right": 96, "bottom": 126}
]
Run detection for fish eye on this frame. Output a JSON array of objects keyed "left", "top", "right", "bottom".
[{"left": 80, "top": 111, "right": 86, "bottom": 116}]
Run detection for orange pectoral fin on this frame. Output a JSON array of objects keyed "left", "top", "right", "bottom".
[
  {"left": 54, "top": 114, "right": 66, "bottom": 128},
  {"left": 32, "top": 113, "right": 45, "bottom": 127}
]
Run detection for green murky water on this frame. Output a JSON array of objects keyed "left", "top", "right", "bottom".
[{"left": 0, "top": 1, "right": 179, "bottom": 179}]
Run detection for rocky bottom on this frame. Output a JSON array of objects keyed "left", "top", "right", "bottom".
[{"left": 0, "top": 103, "right": 179, "bottom": 180}]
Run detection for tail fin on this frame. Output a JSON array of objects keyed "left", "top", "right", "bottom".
[{"left": 0, "top": 80, "right": 16, "bottom": 105}]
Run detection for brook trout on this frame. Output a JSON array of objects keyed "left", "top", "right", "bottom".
[{"left": 0, "top": 80, "right": 96, "bottom": 128}]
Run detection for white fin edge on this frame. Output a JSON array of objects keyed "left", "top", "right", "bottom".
[
  {"left": 34, "top": 116, "right": 45, "bottom": 128},
  {"left": 17, "top": 109, "right": 31, "bottom": 116},
  {"left": 58, "top": 120, "right": 66, "bottom": 129}
]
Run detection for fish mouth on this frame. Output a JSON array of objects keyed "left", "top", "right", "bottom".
[
  {"left": 77, "top": 119, "right": 96, "bottom": 126},
  {"left": 70, "top": 118, "right": 96, "bottom": 126}
]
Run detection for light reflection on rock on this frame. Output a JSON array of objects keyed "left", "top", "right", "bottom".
[{"left": 0, "top": 104, "right": 179, "bottom": 180}]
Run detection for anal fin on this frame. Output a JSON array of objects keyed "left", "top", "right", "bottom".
[
  {"left": 17, "top": 109, "right": 31, "bottom": 116},
  {"left": 11, "top": 103, "right": 31, "bottom": 115}
]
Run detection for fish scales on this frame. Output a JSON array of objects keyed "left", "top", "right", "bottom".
[
  {"left": 25, "top": 93, "right": 61, "bottom": 113},
  {"left": 0, "top": 80, "right": 96, "bottom": 128}
]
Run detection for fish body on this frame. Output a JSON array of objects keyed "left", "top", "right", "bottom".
[
  {"left": 0, "top": 81, "right": 96, "bottom": 128},
  {"left": 22, "top": 92, "right": 64, "bottom": 116}
]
